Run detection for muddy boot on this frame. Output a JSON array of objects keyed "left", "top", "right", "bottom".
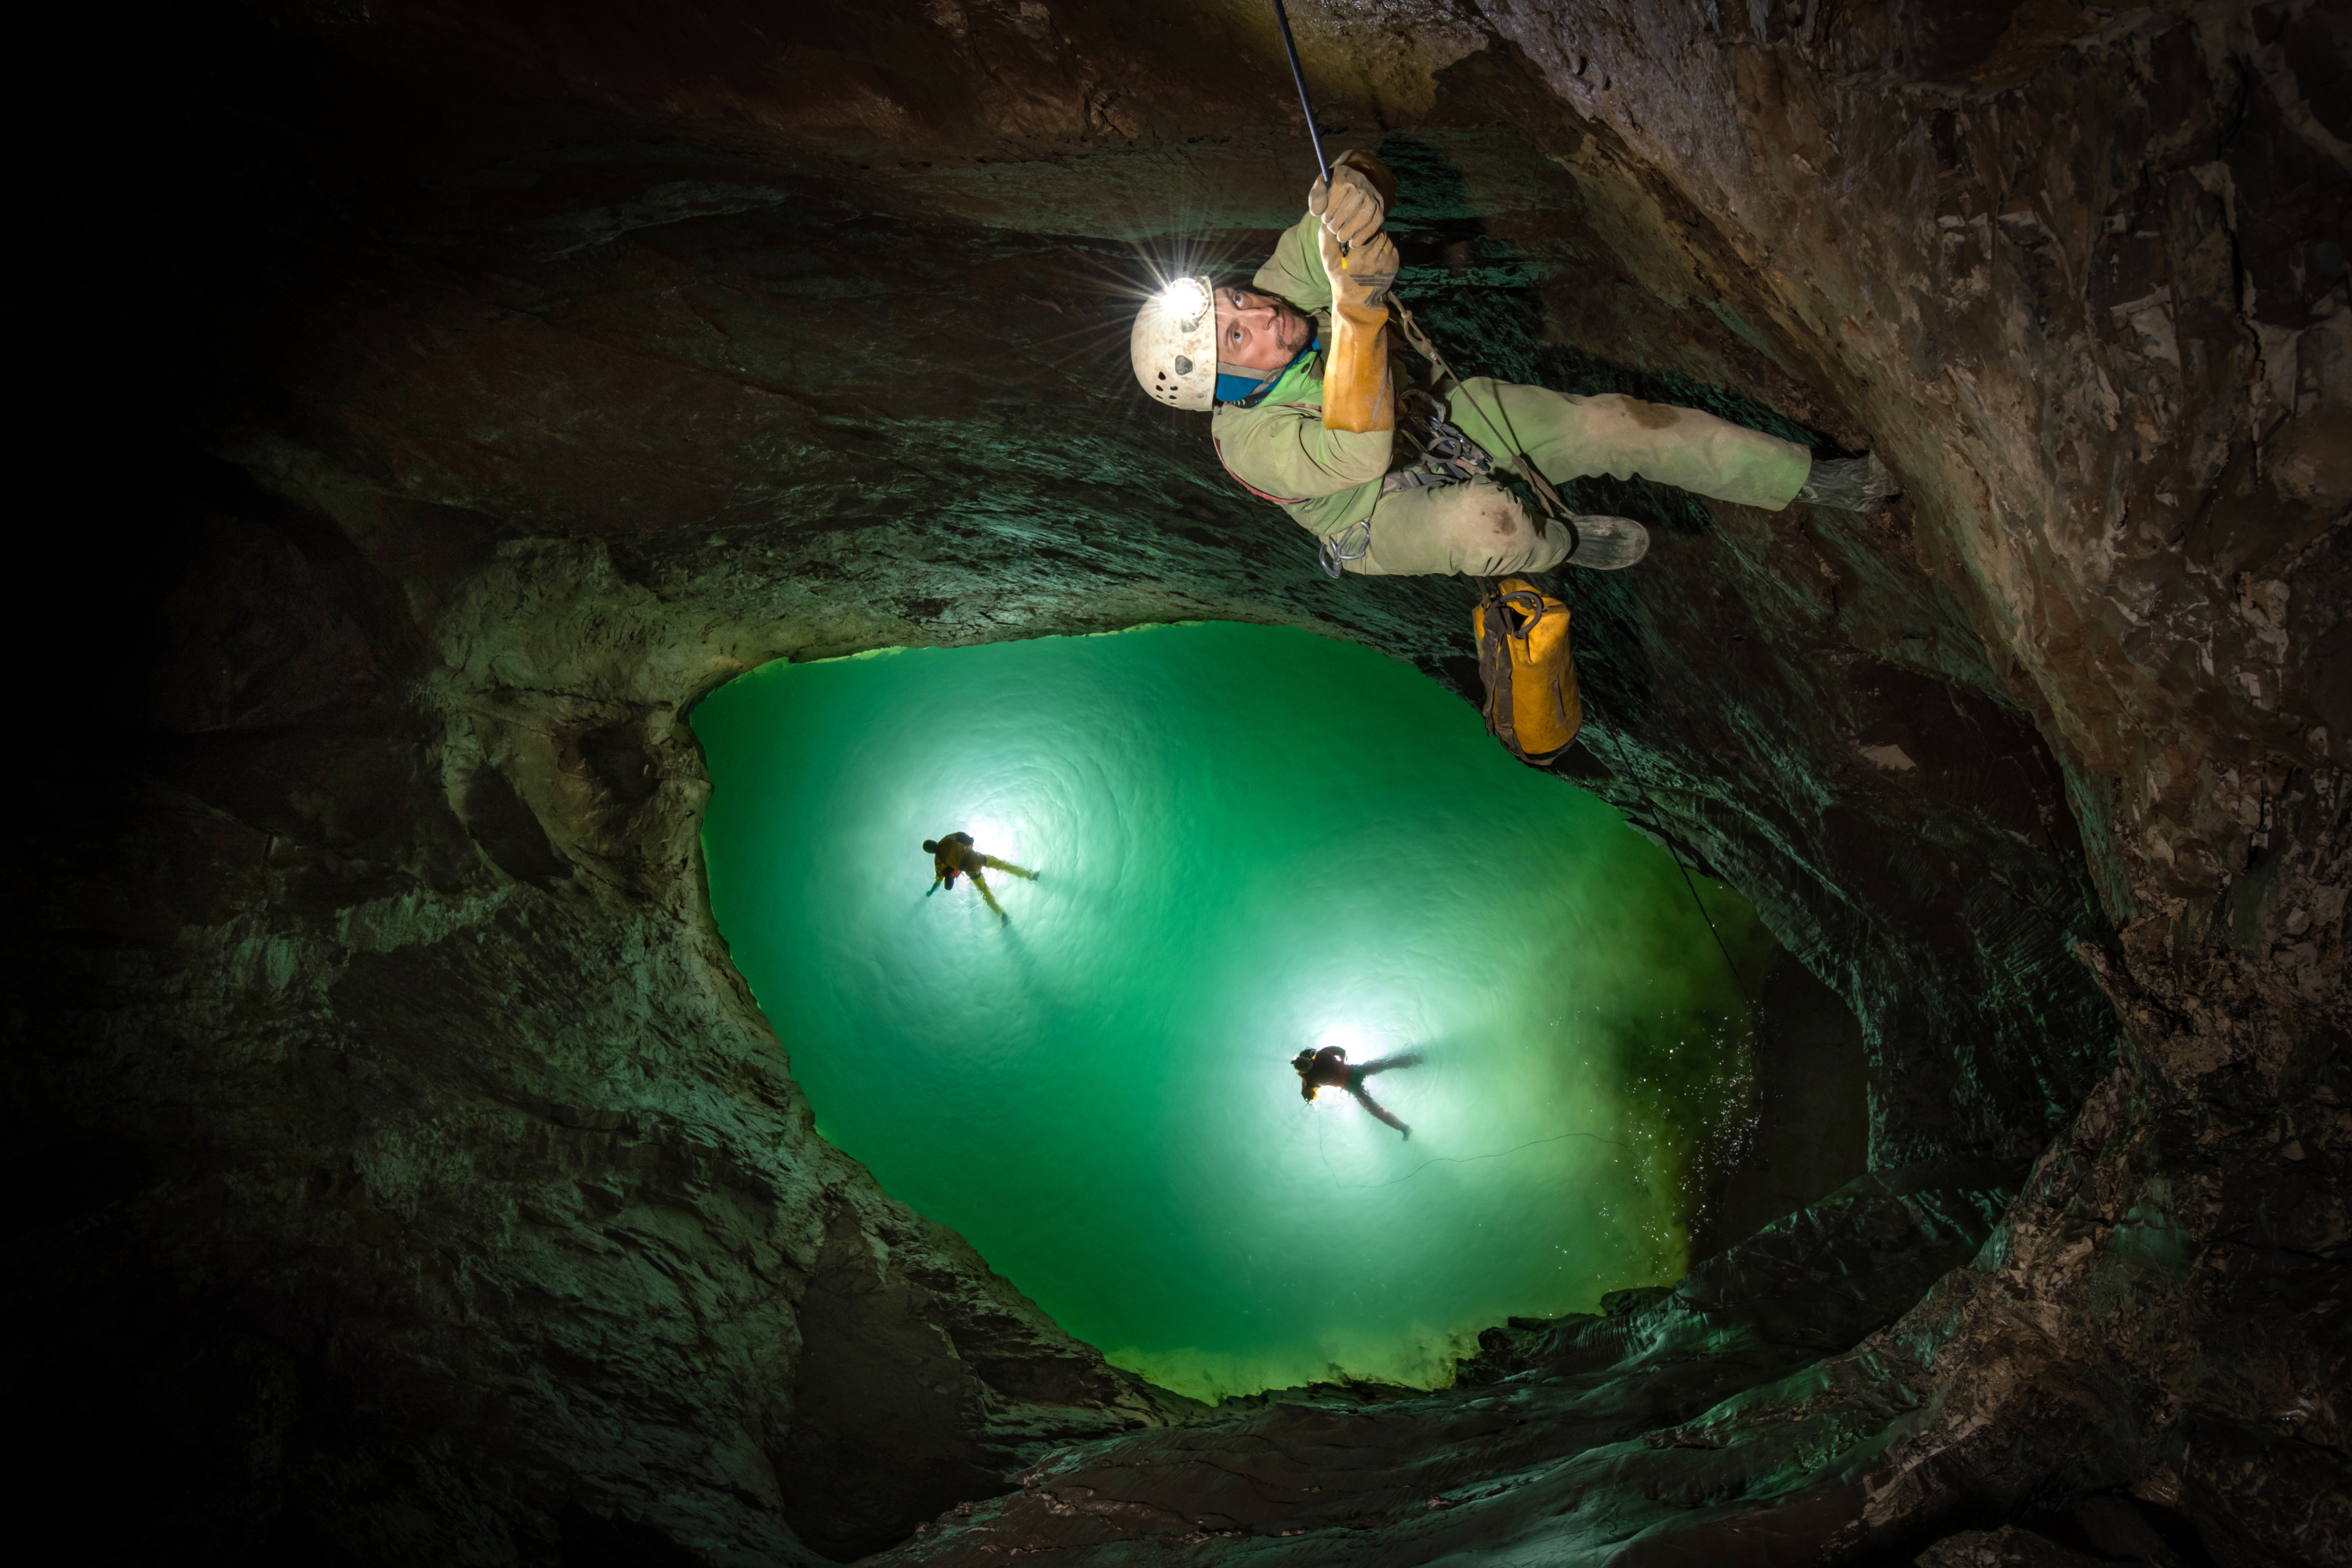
[
  {"left": 1796, "top": 453, "right": 1900, "bottom": 510},
  {"left": 1567, "top": 514, "right": 1651, "bottom": 570}
]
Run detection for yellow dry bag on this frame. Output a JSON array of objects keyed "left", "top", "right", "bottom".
[{"left": 1473, "top": 577, "right": 1583, "bottom": 764}]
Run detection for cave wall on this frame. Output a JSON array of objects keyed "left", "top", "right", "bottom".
[{"left": 7, "top": 1, "right": 2343, "bottom": 1563}]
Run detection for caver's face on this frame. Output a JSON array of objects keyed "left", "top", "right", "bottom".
[{"left": 1214, "top": 287, "right": 1312, "bottom": 372}]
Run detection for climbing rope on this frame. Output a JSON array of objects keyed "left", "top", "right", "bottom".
[
  {"left": 1574, "top": 689, "right": 1762, "bottom": 1025},
  {"left": 1266, "top": 0, "right": 1760, "bottom": 1033},
  {"left": 1269, "top": 0, "right": 1571, "bottom": 535},
  {"left": 1269, "top": 0, "right": 1330, "bottom": 185}
]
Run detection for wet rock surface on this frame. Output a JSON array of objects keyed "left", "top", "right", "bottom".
[
  {"left": 871, "top": 1160, "right": 2018, "bottom": 1563},
  {"left": 1689, "top": 950, "right": 1874, "bottom": 1260},
  {"left": 9, "top": 1, "right": 2344, "bottom": 1564}
]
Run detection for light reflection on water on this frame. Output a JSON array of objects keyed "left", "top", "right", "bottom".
[{"left": 696, "top": 622, "right": 1769, "bottom": 1399}]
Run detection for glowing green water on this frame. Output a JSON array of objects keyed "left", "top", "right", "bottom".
[{"left": 696, "top": 622, "right": 1769, "bottom": 1400}]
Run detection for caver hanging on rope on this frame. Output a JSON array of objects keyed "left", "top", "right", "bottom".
[
  {"left": 1130, "top": 2, "right": 1828, "bottom": 1037},
  {"left": 1125, "top": 2, "right": 1901, "bottom": 581}
]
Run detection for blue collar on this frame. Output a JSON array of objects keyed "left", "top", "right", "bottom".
[{"left": 1216, "top": 339, "right": 1323, "bottom": 408}]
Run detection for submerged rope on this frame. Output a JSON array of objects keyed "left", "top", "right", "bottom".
[{"left": 1313, "top": 1108, "right": 1631, "bottom": 1190}]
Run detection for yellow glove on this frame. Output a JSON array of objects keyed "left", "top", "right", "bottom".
[
  {"left": 1320, "top": 224, "right": 1398, "bottom": 434},
  {"left": 1308, "top": 156, "right": 1389, "bottom": 247},
  {"left": 1308, "top": 149, "right": 1399, "bottom": 246}
]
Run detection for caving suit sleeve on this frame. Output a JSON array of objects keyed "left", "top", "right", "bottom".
[
  {"left": 1251, "top": 214, "right": 1332, "bottom": 314},
  {"left": 1214, "top": 400, "right": 1388, "bottom": 499}
]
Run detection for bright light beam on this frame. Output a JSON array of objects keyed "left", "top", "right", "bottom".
[{"left": 1155, "top": 275, "right": 1210, "bottom": 325}]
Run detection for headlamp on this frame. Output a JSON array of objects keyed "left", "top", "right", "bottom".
[{"left": 1157, "top": 276, "right": 1210, "bottom": 326}]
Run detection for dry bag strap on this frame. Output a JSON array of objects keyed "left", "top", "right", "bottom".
[
  {"left": 1392, "top": 299, "right": 1577, "bottom": 531},
  {"left": 1495, "top": 587, "right": 1550, "bottom": 637},
  {"left": 1476, "top": 583, "right": 1515, "bottom": 749},
  {"left": 1478, "top": 583, "right": 1556, "bottom": 756}
]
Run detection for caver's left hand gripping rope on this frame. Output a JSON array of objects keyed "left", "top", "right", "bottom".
[
  {"left": 1258, "top": 4, "right": 1744, "bottom": 1029},
  {"left": 1265, "top": 0, "right": 1573, "bottom": 521},
  {"left": 1269, "top": 0, "right": 1345, "bottom": 270}
]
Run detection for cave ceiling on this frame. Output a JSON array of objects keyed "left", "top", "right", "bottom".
[{"left": 8, "top": 1, "right": 2346, "bottom": 1565}]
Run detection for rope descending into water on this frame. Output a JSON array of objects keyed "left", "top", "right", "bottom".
[
  {"left": 1313, "top": 1109, "right": 1632, "bottom": 1190},
  {"left": 1576, "top": 689, "right": 1762, "bottom": 1025}
]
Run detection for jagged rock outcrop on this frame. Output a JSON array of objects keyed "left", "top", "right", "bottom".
[
  {"left": 865, "top": 1160, "right": 2022, "bottom": 1562},
  {"left": 8, "top": 1, "right": 2342, "bottom": 1564}
]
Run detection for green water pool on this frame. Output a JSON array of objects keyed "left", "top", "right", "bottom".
[{"left": 695, "top": 621, "right": 1769, "bottom": 1400}]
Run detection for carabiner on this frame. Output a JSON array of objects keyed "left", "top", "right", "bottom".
[{"left": 1318, "top": 518, "right": 1373, "bottom": 579}]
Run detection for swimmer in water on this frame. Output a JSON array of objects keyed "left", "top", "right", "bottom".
[
  {"left": 924, "top": 831, "right": 1036, "bottom": 924},
  {"left": 1292, "top": 1044, "right": 1421, "bottom": 1140}
]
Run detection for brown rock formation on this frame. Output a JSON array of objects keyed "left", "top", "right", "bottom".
[{"left": 8, "top": 1, "right": 2341, "bottom": 1564}]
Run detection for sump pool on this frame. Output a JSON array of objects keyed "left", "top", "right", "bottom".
[{"left": 695, "top": 621, "right": 1771, "bottom": 1400}]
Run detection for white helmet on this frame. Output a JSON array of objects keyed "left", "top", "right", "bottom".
[{"left": 1131, "top": 275, "right": 1215, "bottom": 411}]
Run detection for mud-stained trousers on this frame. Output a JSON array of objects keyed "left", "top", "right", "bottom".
[{"left": 1342, "top": 379, "right": 1813, "bottom": 577}]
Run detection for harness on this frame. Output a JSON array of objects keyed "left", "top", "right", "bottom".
[
  {"left": 1308, "top": 403, "right": 1497, "bottom": 576},
  {"left": 1383, "top": 401, "right": 1493, "bottom": 493},
  {"left": 1218, "top": 302, "right": 1527, "bottom": 578}
]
